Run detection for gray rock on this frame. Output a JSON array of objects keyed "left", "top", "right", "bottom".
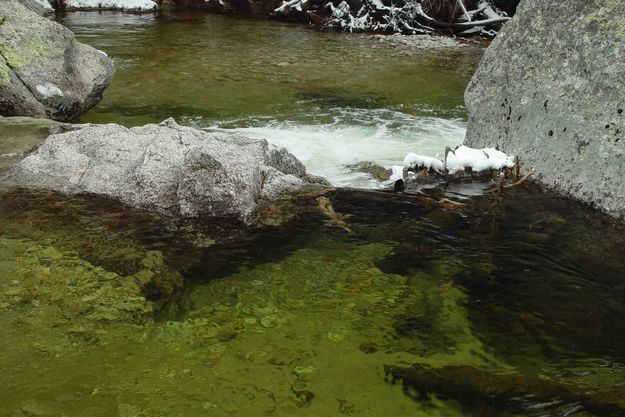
[
  {"left": 464, "top": 0, "right": 625, "bottom": 219},
  {"left": 0, "top": 0, "right": 115, "bottom": 121},
  {"left": 3, "top": 118, "right": 322, "bottom": 224},
  {"left": 16, "top": 0, "right": 54, "bottom": 15}
]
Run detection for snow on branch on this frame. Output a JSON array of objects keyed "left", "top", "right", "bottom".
[
  {"left": 389, "top": 145, "right": 516, "bottom": 183},
  {"left": 273, "top": 0, "right": 511, "bottom": 36}
]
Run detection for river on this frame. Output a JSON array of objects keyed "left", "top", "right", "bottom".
[{"left": 0, "top": 10, "right": 624, "bottom": 417}]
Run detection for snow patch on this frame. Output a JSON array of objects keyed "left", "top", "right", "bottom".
[
  {"left": 389, "top": 165, "right": 404, "bottom": 182},
  {"left": 392, "top": 145, "right": 515, "bottom": 179},
  {"left": 64, "top": 0, "right": 157, "bottom": 11},
  {"left": 275, "top": 0, "right": 308, "bottom": 13},
  {"left": 403, "top": 153, "right": 444, "bottom": 172},
  {"left": 446, "top": 146, "right": 515, "bottom": 175},
  {"left": 35, "top": 83, "right": 64, "bottom": 99}
]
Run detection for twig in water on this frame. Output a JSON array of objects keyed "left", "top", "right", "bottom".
[
  {"left": 483, "top": 169, "right": 535, "bottom": 194},
  {"left": 317, "top": 196, "right": 354, "bottom": 234},
  {"left": 512, "top": 169, "right": 534, "bottom": 186}
]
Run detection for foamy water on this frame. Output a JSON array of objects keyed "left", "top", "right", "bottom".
[{"left": 206, "top": 108, "right": 466, "bottom": 188}]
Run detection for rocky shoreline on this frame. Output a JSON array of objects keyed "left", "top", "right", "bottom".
[{"left": 20, "top": 0, "right": 517, "bottom": 37}]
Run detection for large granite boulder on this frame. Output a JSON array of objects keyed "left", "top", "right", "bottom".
[
  {"left": 464, "top": 0, "right": 625, "bottom": 219},
  {"left": 3, "top": 119, "right": 323, "bottom": 224},
  {"left": 0, "top": 0, "right": 115, "bottom": 121}
]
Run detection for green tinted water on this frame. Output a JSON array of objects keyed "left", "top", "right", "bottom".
[
  {"left": 61, "top": 11, "right": 477, "bottom": 125},
  {"left": 1, "top": 186, "right": 625, "bottom": 417},
  {"left": 1, "top": 10, "right": 625, "bottom": 417}
]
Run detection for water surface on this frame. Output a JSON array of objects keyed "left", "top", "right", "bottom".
[{"left": 0, "top": 10, "right": 624, "bottom": 417}]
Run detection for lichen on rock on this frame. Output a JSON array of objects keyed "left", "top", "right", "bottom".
[{"left": 0, "top": 0, "right": 115, "bottom": 121}]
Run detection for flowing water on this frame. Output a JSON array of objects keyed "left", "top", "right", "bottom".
[
  {"left": 60, "top": 10, "right": 478, "bottom": 187},
  {"left": 1, "top": 9, "right": 625, "bottom": 417}
]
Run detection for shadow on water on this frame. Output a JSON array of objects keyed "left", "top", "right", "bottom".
[{"left": 1, "top": 180, "right": 625, "bottom": 415}]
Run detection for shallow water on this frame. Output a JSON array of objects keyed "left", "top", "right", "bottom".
[
  {"left": 1, "top": 185, "right": 625, "bottom": 417},
  {"left": 1, "top": 10, "right": 625, "bottom": 417}
]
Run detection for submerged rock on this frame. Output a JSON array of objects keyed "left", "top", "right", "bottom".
[
  {"left": 4, "top": 118, "right": 323, "bottom": 224},
  {"left": 345, "top": 161, "right": 392, "bottom": 182},
  {"left": 0, "top": 0, "right": 115, "bottom": 121},
  {"left": 464, "top": 0, "right": 625, "bottom": 219}
]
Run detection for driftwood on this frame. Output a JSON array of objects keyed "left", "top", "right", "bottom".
[
  {"left": 483, "top": 168, "right": 534, "bottom": 194},
  {"left": 385, "top": 364, "right": 625, "bottom": 416},
  {"left": 398, "top": 145, "right": 530, "bottom": 201}
]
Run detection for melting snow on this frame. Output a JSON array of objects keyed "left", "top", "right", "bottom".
[
  {"left": 403, "top": 153, "right": 445, "bottom": 172},
  {"left": 446, "top": 146, "right": 515, "bottom": 174},
  {"left": 392, "top": 145, "right": 515, "bottom": 180}
]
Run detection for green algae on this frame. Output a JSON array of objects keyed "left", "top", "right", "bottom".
[
  {"left": 1, "top": 186, "right": 625, "bottom": 416},
  {"left": 0, "top": 237, "right": 183, "bottom": 324},
  {"left": 58, "top": 11, "right": 482, "bottom": 126},
  {"left": 0, "top": 5, "right": 65, "bottom": 70},
  {"left": 1, "top": 226, "right": 622, "bottom": 416},
  {"left": 0, "top": 233, "right": 499, "bottom": 416}
]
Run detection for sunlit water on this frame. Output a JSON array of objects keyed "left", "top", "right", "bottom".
[{"left": 1, "top": 10, "right": 624, "bottom": 417}]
